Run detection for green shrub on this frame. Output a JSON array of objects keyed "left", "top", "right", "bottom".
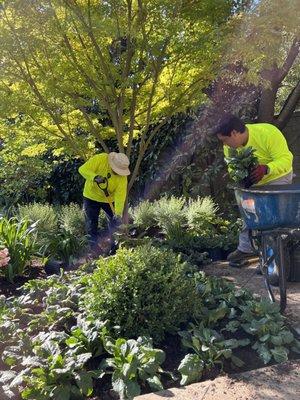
[
  {"left": 18, "top": 203, "right": 58, "bottom": 236},
  {"left": 219, "top": 217, "right": 241, "bottom": 251},
  {"left": 186, "top": 196, "right": 218, "bottom": 231},
  {"left": 153, "top": 196, "right": 186, "bottom": 239},
  {"left": 131, "top": 196, "right": 187, "bottom": 239},
  {"left": 59, "top": 203, "right": 86, "bottom": 237},
  {"left": 131, "top": 200, "right": 157, "bottom": 229},
  {"left": 83, "top": 245, "right": 201, "bottom": 342},
  {"left": 130, "top": 196, "right": 239, "bottom": 254},
  {"left": 165, "top": 231, "right": 210, "bottom": 266},
  {"left": 0, "top": 217, "right": 37, "bottom": 282},
  {"left": 190, "top": 216, "right": 240, "bottom": 251},
  {"left": 154, "top": 196, "right": 186, "bottom": 225},
  {"left": 59, "top": 202, "right": 108, "bottom": 237}
]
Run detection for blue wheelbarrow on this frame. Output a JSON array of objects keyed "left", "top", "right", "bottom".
[{"left": 234, "top": 184, "right": 300, "bottom": 312}]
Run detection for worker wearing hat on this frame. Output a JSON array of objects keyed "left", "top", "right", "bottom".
[{"left": 79, "top": 152, "right": 130, "bottom": 249}]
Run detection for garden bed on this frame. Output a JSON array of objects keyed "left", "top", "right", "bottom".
[
  {"left": 1, "top": 246, "right": 299, "bottom": 400},
  {"left": 0, "top": 198, "right": 300, "bottom": 400}
]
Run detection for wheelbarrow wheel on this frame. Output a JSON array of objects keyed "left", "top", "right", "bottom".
[
  {"left": 260, "top": 233, "right": 290, "bottom": 312},
  {"left": 266, "top": 235, "right": 290, "bottom": 283}
]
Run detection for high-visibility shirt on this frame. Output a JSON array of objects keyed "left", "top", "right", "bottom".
[
  {"left": 224, "top": 123, "right": 293, "bottom": 186},
  {"left": 78, "top": 153, "right": 127, "bottom": 216}
]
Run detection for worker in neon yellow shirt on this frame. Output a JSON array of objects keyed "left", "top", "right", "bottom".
[
  {"left": 215, "top": 114, "right": 293, "bottom": 264},
  {"left": 79, "top": 152, "right": 130, "bottom": 249}
]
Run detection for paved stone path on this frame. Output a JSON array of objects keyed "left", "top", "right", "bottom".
[{"left": 135, "top": 360, "right": 300, "bottom": 400}]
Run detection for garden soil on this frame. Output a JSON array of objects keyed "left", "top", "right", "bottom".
[
  {"left": 0, "top": 260, "right": 46, "bottom": 297},
  {"left": 135, "top": 360, "right": 300, "bottom": 400}
]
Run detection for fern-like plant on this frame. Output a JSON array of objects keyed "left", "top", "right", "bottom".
[
  {"left": 131, "top": 200, "right": 157, "bottom": 229},
  {"left": 153, "top": 196, "right": 187, "bottom": 239},
  {"left": 186, "top": 197, "right": 219, "bottom": 230}
]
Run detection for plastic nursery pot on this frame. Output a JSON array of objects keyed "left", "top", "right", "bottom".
[
  {"left": 44, "top": 259, "right": 64, "bottom": 275},
  {"left": 221, "top": 248, "right": 235, "bottom": 260},
  {"left": 207, "top": 247, "right": 224, "bottom": 262}
]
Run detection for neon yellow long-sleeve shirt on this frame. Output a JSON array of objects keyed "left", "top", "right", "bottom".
[
  {"left": 78, "top": 153, "right": 127, "bottom": 216},
  {"left": 224, "top": 123, "right": 293, "bottom": 186}
]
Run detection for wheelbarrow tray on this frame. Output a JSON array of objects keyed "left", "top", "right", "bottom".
[{"left": 234, "top": 183, "right": 300, "bottom": 230}]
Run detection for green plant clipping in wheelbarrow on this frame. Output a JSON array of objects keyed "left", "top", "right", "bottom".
[{"left": 225, "top": 147, "right": 258, "bottom": 188}]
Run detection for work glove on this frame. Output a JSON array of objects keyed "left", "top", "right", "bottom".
[
  {"left": 94, "top": 175, "right": 106, "bottom": 184},
  {"left": 249, "top": 164, "right": 268, "bottom": 184}
]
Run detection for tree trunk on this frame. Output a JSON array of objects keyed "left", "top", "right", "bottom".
[
  {"left": 257, "top": 82, "right": 278, "bottom": 123},
  {"left": 276, "top": 80, "right": 300, "bottom": 129},
  {"left": 122, "top": 196, "right": 130, "bottom": 224},
  {"left": 257, "top": 38, "right": 300, "bottom": 125}
]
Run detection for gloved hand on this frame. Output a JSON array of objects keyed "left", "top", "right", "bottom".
[
  {"left": 94, "top": 175, "right": 106, "bottom": 184},
  {"left": 249, "top": 164, "right": 268, "bottom": 184}
]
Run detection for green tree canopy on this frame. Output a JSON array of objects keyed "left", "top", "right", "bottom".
[
  {"left": 223, "top": 0, "right": 300, "bottom": 127},
  {"left": 0, "top": 0, "right": 242, "bottom": 190}
]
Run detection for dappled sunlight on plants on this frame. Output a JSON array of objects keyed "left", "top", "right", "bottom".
[{"left": 0, "top": 0, "right": 299, "bottom": 399}]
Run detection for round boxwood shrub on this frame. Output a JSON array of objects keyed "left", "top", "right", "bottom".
[{"left": 83, "top": 245, "right": 202, "bottom": 343}]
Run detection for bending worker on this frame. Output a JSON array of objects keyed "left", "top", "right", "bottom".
[
  {"left": 215, "top": 114, "right": 293, "bottom": 264},
  {"left": 79, "top": 152, "right": 130, "bottom": 249}
]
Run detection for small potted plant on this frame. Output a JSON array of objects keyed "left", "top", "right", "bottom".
[{"left": 225, "top": 147, "right": 258, "bottom": 188}]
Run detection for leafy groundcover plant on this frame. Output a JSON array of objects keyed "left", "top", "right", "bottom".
[
  {"left": 176, "top": 272, "right": 300, "bottom": 385},
  {"left": 225, "top": 146, "right": 258, "bottom": 188}
]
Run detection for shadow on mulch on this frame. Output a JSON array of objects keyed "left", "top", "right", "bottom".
[{"left": 0, "top": 262, "right": 46, "bottom": 297}]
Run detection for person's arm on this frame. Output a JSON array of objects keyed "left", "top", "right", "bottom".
[
  {"left": 266, "top": 128, "right": 293, "bottom": 176},
  {"left": 78, "top": 154, "right": 105, "bottom": 181},
  {"left": 114, "top": 177, "right": 128, "bottom": 217}
]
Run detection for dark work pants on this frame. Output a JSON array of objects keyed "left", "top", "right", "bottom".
[{"left": 83, "top": 197, "right": 114, "bottom": 247}]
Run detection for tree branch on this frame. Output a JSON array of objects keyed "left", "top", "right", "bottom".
[
  {"left": 278, "top": 38, "right": 300, "bottom": 83},
  {"left": 78, "top": 106, "right": 110, "bottom": 153},
  {"left": 276, "top": 79, "right": 300, "bottom": 129}
]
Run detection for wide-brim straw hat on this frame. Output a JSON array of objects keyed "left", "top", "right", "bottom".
[{"left": 108, "top": 152, "right": 130, "bottom": 176}]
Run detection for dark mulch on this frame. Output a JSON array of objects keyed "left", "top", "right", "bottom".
[{"left": 0, "top": 262, "right": 46, "bottom": 297}]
